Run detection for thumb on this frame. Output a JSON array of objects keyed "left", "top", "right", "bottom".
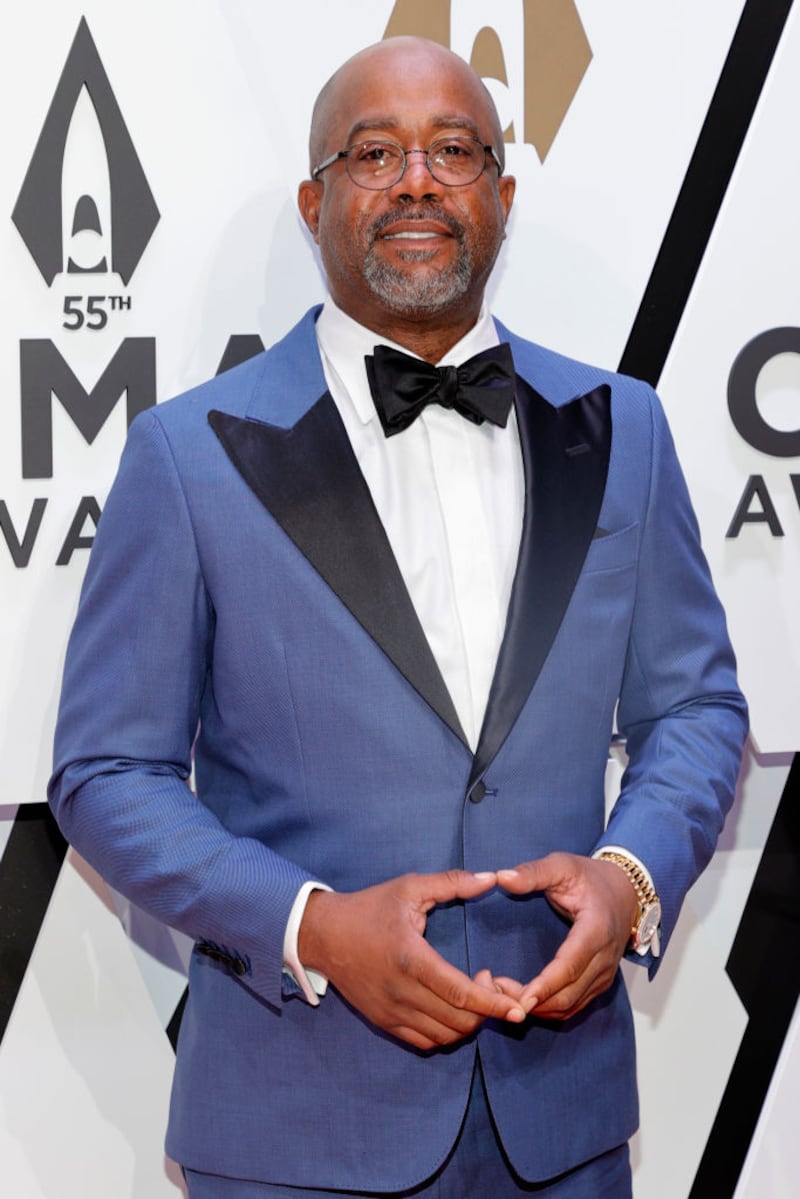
[
  {"left": 413, "top": 868, "right": 498, "bottom": 909},
  {"left": 496, "top": 853, "right": 575, "bottom": 897}
]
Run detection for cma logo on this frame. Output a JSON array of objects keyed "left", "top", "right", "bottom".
[
  {"left": 12, "top": 17, "right": 159, "bottom": 285},
  {"left": 384, "top": 0, "right": 592, "bottom": 161},
  {"left": 727, "top": 328, "right": 800, "bottom": 538},
  {"left": 2, "top": 335, "right": 261, "bottom": 567}
]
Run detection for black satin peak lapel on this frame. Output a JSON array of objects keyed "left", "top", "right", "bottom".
[
  {"left": 469, "top": 379, "right": 612, "bottom": 790},
  {"left": 208, "top": 399, "right": 467, "bottom": 747}
]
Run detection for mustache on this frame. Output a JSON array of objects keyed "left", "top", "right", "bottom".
[{"left": 368, "top": 206, "right": 465, "bottom": 240}]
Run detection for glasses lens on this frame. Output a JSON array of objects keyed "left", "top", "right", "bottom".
[
  {"left": 347, "top": 141, "right": 405, "bottom": 189},
  {"left": 428, "top": 137, "right": 484, "bottom": 185},
  {"left": 343, "top": 137, "right": 488, "bottom": 189}
]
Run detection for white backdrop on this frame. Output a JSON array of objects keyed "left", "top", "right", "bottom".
[{"left": 0, "top": 3, "right": 797, "bottom": 1196}]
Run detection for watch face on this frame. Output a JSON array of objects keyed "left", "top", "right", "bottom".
[{"left": 637, "top": 902, "right": 662, "bottom": 947}]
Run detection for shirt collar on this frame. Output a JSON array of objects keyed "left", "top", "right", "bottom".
[{"left": 315, "top": 297, "right": 501, "bottom": 427}]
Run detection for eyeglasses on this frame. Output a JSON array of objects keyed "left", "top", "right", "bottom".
[{"left": 311, "top": 136, "right": 502, "bottom": 190}]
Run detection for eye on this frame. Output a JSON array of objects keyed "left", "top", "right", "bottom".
[
  {"left": 432, "top": 137, "right": 479, "bottom": 161},
  {"left": 353, "top": 141, "right": 403, "bottom": 168}
]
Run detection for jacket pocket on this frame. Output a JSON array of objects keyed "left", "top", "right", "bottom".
[{"left": 582, "top": 521, "right": 639, "bottom": 574}]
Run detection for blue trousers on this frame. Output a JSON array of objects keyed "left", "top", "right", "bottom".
[{"left": 184, "top": 1065, "right": 632, "bottom": 1198}]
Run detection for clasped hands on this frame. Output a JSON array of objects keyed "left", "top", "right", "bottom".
[{"left": 297, "top": 854, "right": 641, "bottom": 1052}]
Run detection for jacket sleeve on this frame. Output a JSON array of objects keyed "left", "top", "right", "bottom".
[
  {"left": 48, "top": 408, "right": 319, "bottom": 1010},
  {"left": 595, "top": 384, "right": 748, "bottom": 974}
]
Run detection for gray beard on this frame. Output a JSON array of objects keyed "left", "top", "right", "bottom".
[{"left": 363, "top": 245, "right": 473, "bottom": 316}]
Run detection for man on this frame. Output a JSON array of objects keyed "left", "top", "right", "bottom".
[{"left": 49, "top": 35, "right": 747, "bottom": 1199}]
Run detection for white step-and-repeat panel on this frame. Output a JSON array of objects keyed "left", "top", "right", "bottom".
[{"left": 1, "top": 3, "right": 797, "bottom": 1196}]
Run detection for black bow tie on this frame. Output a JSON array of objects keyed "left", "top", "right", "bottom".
[{"left": 365, "top": 342, "right": 516, "bottom": 438}]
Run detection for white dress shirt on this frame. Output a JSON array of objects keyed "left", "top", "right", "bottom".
[{"left": 316, "top": 298, "right": 525, "bottom": 747}]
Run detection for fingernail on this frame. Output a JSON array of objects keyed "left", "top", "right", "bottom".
[
  {"left": 473, "top": 871, "right": 495, "bottom": 882},
  {"left": 507, "top": 1006, "right": 525, "bottom": 1022},
  {"left": 497, "top": 869, "right": 519, "bottom": 878}
]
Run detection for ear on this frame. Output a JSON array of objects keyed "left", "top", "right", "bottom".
[
  {"left": 298, "top": 179, "right": 323, "bottom": 243},
  {"left": 498, "top": 173, "right": 516, "bottom": 226}
]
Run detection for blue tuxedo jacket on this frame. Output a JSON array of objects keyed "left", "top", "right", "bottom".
[{"left": 49, "top": 307, "right": 746, "bottom": 1190}]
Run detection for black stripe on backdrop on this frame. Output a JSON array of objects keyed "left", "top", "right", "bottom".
[
  {"left": 0, "top": 805, "right": 67, "bottom": 1042},
  {"left": 691, "top": 759, "right": 800, "bottom": 1198},
  {"left": 618, "top": 0, "right": 795, "bottom": 385},
  {"left": 617, "top": 0, "right": 797, "bottom": 1193}
]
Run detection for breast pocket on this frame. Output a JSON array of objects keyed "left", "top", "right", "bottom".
[{"left": 582, "top": 521, "right": 639, "bottom": 574}]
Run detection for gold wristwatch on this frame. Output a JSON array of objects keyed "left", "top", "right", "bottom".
[{"left": 596, "top": 851, "right": 661, "bottom": 955}]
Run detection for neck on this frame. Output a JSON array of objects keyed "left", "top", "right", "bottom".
[{"left": 334, "top": 299, "right": 485, "bottom": 364}]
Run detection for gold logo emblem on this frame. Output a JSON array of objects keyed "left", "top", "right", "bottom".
[{"left": 384, "top": 0, "right": 592, "bottom": 161}]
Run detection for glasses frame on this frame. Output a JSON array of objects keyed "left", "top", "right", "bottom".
[{"left": 311, "top": 136, "right": 503, "bottom": 190}]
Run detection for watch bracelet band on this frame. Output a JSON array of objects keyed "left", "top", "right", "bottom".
[{"left": 595, "top": 850, "right": 659, "bottom": 918}]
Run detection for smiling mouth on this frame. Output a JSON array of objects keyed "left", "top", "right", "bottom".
[
  {"left": 382, "top": 230, "right": 450, "bottom": 241},
  {"left": 372, "top": 207, "right": 462, "bottom": 244}
]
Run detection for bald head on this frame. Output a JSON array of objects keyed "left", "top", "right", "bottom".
[{"left": 308, "top": 37, "right": 506, "bottom": 174}]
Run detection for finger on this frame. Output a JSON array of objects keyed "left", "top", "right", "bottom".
[
  {"left": 388, "top": 972, "right": 524, "bottom": 1043},
  {"left": 519, "top": 926, "right": 610, "bottom": 1016},
  {"left": 491, "top": 975, "right": 526, "bottom": 1002},
  {"left": 376, "top": 971, "right": 491, "bottom": 1044},
  {"left": 522, "top": 921, "right": 592, "bottom": 1004},
  {"left": 472, "top": 969, "right": 527, "bottom": 1003},
  {"left": 410, "top": 868, "right": 498, "bottom": 910},
  {"left": 393, "top": 973, "right": 490, "bottom": 1037},
  {"left": 521, "top": 967, "right": 612, "bottom": 1020},
  {"left": 413, "top": 940, "right": 526, "bottom": 1024},
  {"left": 496, "top": 853, "right": 574, "bottom": 897},
  {"left": 391, "top": 1014, "right": 476, "bottom": 1052},
  {"left": 520, "top": 965, "right": 592, "bottom": 1017},
  {"left": 472, "top": 968, "right": 497, "bottom": 991}
]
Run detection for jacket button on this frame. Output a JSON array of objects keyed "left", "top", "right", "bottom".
[{"left": 468, "top": 781, "right": 487, "bottom": 804}]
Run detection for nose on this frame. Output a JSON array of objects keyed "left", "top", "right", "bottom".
[{"left": 389, "top": 149, "right": 441, "bottom": 202}]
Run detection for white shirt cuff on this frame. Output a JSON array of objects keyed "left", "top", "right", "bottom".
[
  {"left": 592, "top": 844, "right": 661, "bottom": 957},
  {"left": 282, "top": 880, "right": 332, "bottom": 1005}
]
